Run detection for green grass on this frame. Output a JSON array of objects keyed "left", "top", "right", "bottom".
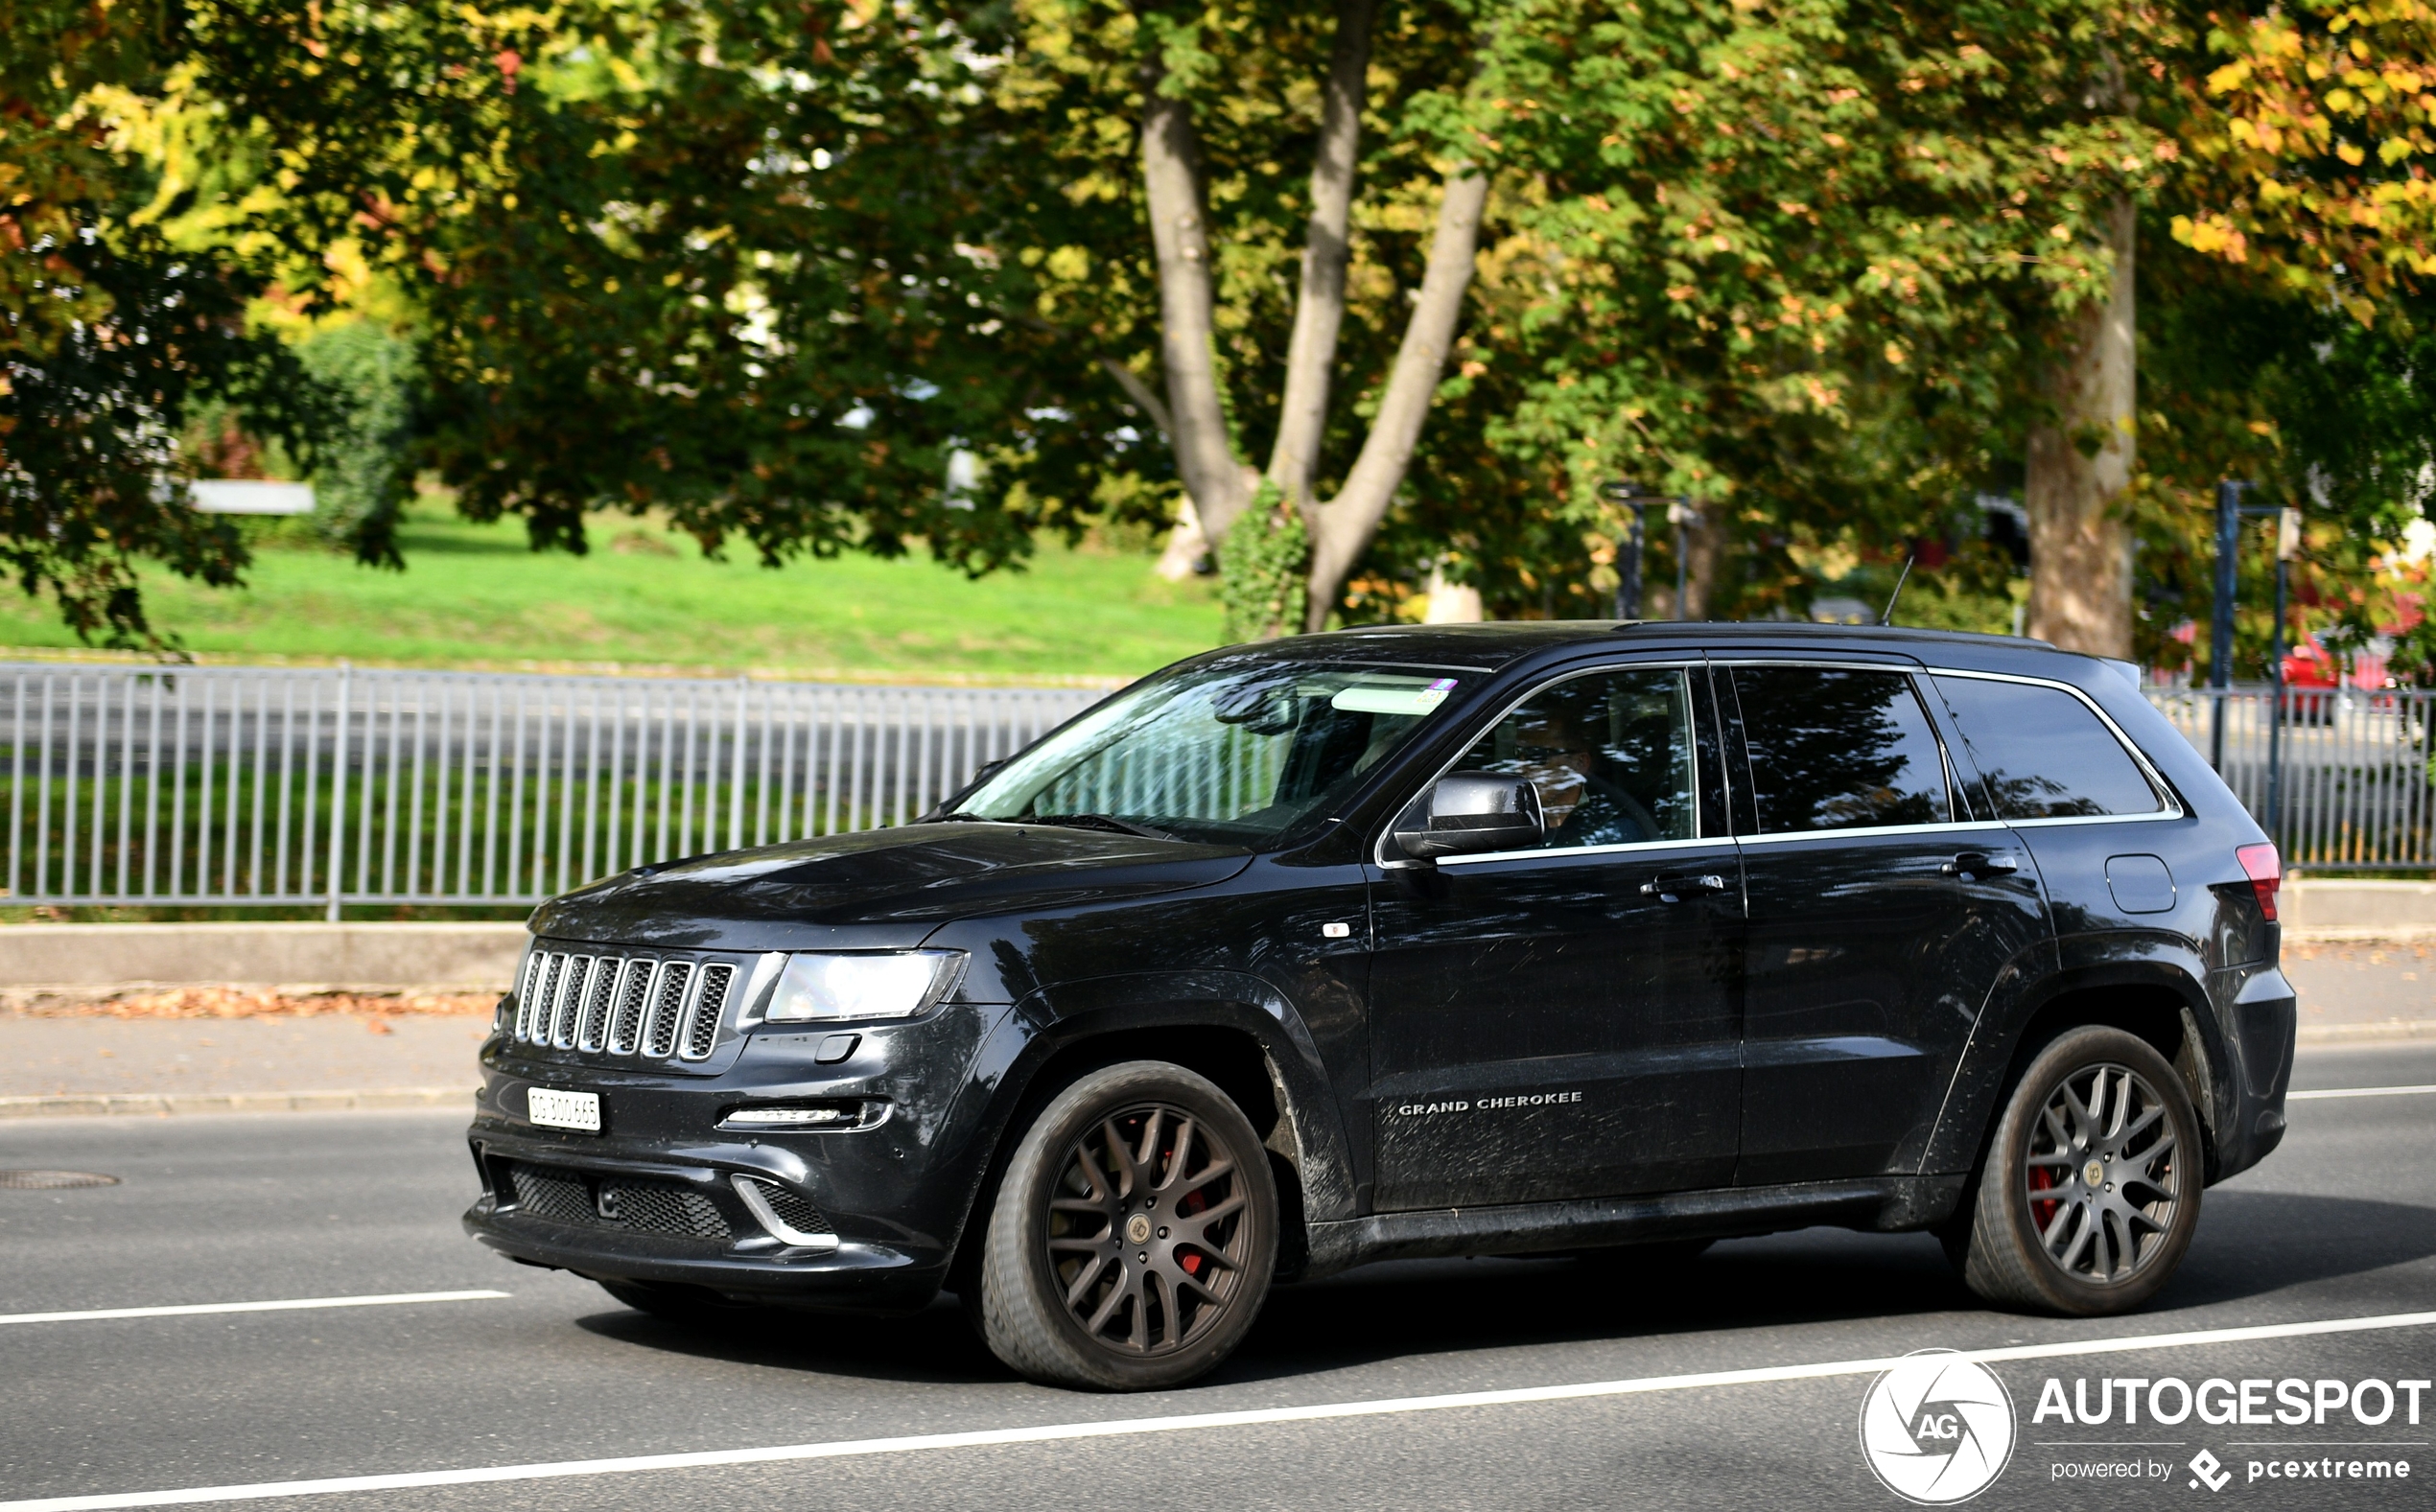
[{"left": 0, "top": 504, "right": 1223, "bottom": 683}]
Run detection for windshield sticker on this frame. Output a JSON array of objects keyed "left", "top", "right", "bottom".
[{"left": 1332, "top": 677, "right": 1459, "bottom": 717}]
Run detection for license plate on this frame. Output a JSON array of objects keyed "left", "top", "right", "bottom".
[{"left": 527, "top": 1087, "right": 601, "bottom": 1132}]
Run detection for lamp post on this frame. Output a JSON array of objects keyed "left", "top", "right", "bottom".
[
  {"left": 1598, "top": 481, "right": 1688, "bottom": 620},
  {"left": 2266, "top": 506, "right": 2300, "bottom": 840},
  {"left": 2210, "top": 481, "right": 2246, "bottom": 770}
]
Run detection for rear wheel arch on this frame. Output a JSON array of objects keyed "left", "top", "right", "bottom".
[{"left": 1936, "top": 968, "right": 2231, "bottom": 1199}]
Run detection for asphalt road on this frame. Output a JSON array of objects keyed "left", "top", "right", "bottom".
[{"left": 2, "top": 1044, "right": 2431, "bottom": 1512}]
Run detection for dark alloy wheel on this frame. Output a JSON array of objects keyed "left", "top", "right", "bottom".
[
  {"left": 1950, "top": 1026, "right": 2204, "bottom": 1315},
  {"left": 978, "top": 1061, "right": 1277, "bottom": 1389}
]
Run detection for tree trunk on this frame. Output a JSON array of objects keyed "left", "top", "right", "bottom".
[
  {"left": 1131, "top": 9, "right": 1480, "bottom": 624},
  {"left": 2025, "top": 197, "right": 2136, "bottom": 658},
  {"left": 1672, "top": 509, "right": 1726, "bottom": 620},
  {"left": 1139, "top": 78, "right": 1255, "bottom": 540},
  {"left": 1154, "top": 497, "right": 1208, "bottom": 581},
  {"left": 1301, "top": 171, "right": 1489, "bottom": 630},
  {"left": 1266, "top": 0, "right": 1375, "bottom": 510}
]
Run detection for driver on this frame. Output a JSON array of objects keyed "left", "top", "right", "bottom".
[{"left": 1505, "top": 704, "right": 1662, "bottom": 848}]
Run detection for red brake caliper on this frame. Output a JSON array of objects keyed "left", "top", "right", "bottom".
[
  {"left": 1178, "top": 1188, "right": 1206, "bottom": 1275},
  {"left": 2028, "top": 1164, "right": 2059, "bottom": 1229}
]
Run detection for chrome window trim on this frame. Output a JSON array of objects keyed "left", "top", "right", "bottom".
[
  {"left": 1735, "top": 819, "right": 2015, "bottom": 848},
  {"left": 1438, "top": 833, "right": 1730, "bottom": 868},
  {"left": 1922, "top": 665, "right": 2185, "bottom": 823},
  {"left": 1371, "top": 660, "right": 1712, "bottom": 871}
]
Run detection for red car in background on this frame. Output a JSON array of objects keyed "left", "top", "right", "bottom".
[{"left": 2280, "top": 635, "right": 2391, "bottom": 722}]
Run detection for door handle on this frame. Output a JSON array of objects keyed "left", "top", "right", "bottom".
[
  {"left": 1941, "top": 850, "right": 2020, "bottom": 879},
  {"left": 1640, "top": 872, "right": 1728, "bottom": 902}
]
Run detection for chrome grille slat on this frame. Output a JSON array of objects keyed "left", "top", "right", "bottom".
[
  {"left": 549, "top": 956, "right": 593, "bottom": 1047},
  {"left": 575, "top": 958, "right": 621, "bottom": 1052},
  {"left": 681, "top": 965, "right": 736, "bottom": 1060},
  {"left": 512, "top": 952, "right": 547, "bottom": 1041},
  {"left": 644, "top": 962, "right": 694, "bottom": 1058},
  {"left": 524, "top": 953, "right": 565, "bottom": 1043},
  {"left": 608, "top": 960, "right": 656, "bottom": 1056}
]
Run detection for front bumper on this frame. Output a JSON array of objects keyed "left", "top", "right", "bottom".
[{"left": 461, "top": 1011, "right": 1006, "bottom": 1314}]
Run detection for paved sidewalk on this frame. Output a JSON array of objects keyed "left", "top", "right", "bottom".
[
  {"left": 0, "top": 1013, "right": 487, "bottom": 1116},
  {"left": 2283, "top": 939, "right": 2436, "bottom": 1040}
]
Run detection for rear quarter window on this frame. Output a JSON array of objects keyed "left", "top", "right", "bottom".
[{"left": 1932, "top": 676, "right": 2164, "bottom": 819}]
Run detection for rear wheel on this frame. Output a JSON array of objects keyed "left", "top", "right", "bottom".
[
  {"left": 1949, "top": 1026, "right": 2203, "bottom": 1314},
  {"left": 978, "top": 1061, "right": 1277, "bottom": 1390}
]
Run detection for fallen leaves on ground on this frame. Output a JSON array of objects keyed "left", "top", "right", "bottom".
[{"left": 1, "top": 988, "right": 497, "bottom": 1019}]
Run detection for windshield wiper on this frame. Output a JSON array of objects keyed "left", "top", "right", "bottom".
[
  {"left": 1023, "top": 813, "right": 1180, "bottom": 842},
  {"left": 920, "top": 811, "right": 1003, "bottom": 825}
]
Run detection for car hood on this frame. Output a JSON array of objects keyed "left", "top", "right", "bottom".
[{"left": 527, "top": 823, "right": 1253, "bottom": 953}]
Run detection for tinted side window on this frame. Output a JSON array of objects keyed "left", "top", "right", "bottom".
[
  {"left": 1732, "top": 667, "right": 1951, "bottom": 833},
  {"left": 1457, "top": 668, "right": 1698, "bottom": 849},
  {"left": 1932, "top": 676, "right": 2163, "bottom": 819}
]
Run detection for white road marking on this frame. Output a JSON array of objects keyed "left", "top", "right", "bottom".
[
  {"left": 0, "top": 1291, "right": 510, "bottom": 1327},
  {"left": 2288, "top": 1083, "right": 2436, "bottom": 1100},
  {"left": 7, "top": 1308, "right": 2433, "bottom": 1512}
]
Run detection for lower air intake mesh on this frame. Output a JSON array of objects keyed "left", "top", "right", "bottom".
[{"left": 506, "top": 1162, "right": 731, "bottom": 1242}]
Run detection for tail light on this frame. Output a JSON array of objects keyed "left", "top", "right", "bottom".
[{"left": 2236, "top": 843, "right": 2282, "bottom": 922}]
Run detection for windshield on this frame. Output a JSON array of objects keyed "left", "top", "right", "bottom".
[{"left": 949, "top": 661, "right": 1470, "bottom": 845}]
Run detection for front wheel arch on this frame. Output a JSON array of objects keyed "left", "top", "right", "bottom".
[{"left": 948, "top": 1016, "right": 1321, "bottom": 1301}]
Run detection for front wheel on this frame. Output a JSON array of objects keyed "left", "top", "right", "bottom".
[
  {"left": 1949, "top": 1026, "right": 2204, "bottom": 1314},
  {"left": 978, "top": 1061, "right": 1278, "bottom": 1390}
]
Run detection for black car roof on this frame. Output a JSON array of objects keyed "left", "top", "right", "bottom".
[{"left": 1210, "top": 620, "right": 2061, "bottom": 673}]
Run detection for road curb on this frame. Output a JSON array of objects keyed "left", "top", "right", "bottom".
[{"left": 0, "top": 1086, "right": 474, "bottom": 1119}]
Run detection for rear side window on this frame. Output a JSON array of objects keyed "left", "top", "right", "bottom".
[
  {"left": 1932, "top": 676, "right": 2163, "bottom": 819},
  {"left": 1731, "top": 667, "right": 1951, "bottom": 833}
]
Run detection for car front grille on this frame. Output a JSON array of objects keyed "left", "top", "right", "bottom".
[
  {"left": 506, "top": 1162, "right": 731, "bottom": 1242},
  {"left": 509, "top": 950, "right": 737, "bottom": 1063}
]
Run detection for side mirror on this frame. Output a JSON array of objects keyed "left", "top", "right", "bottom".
[{"left": 1393, "top": 772, "right": 1545, "bottom": 860}]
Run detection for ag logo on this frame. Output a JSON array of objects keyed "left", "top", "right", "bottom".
[{"left": 1858, "top": 1350, "right": 2017, "bottom": 1504}]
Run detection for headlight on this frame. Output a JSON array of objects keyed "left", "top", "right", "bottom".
[{"left": 763, "top": 950, "right": 965, "bottom": 1023}]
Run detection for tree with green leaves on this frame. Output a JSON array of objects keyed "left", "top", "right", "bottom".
[{"left": 1, "top": 0, "right": 325, "bottom": 647}]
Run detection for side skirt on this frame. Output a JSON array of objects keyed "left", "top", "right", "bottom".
[{"left": 1300, "top": 1175, "right": 1967, "bottom": 1280}]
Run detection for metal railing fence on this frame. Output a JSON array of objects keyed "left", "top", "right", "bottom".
[
  {"left": 6, "top": 665, "right": 2434, "bottom": 914},
  {"left": 2144, "top": 686, "right": 2436, "bottom": 871},
  {"left": 1, "top": 664, "right": 1098, "bottom": 912}
]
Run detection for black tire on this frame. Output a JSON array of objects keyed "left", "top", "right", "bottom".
[
  {"left": 1950, "top": 1026, "right": 2204, "bottom": 1315},
  {"left": 978, "top": 1060, "right": 1278, "bottom": 1390}
]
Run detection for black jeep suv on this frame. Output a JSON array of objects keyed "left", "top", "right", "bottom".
[{"left": 463, "top": 622, "right": 2294, "bottom": 1389}]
